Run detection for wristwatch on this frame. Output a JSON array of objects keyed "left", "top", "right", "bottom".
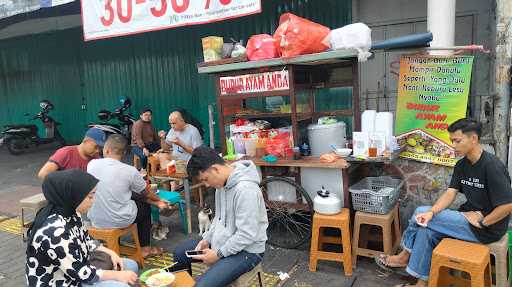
[{"left": 216, "top": 249, "right": 224, "bottom": 259}]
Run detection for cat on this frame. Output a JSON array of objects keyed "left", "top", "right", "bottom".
[
  {"left": 198, "top": 205, "right": 213, "bottom": 235},
  {"left": 152, "top": 223, "right": 169, "bottom": 241}
]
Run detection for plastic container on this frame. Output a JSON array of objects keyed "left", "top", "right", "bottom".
[
  {"left": 244, "top": 138, "right": 257, "bottom": 157},
  {"left": 349, "top": 176, "right": 403, "bottom": 214},
  {"left": 233, "top": 137, "right": 246, "bottom": 154},
  {"left": 307, "top": 122, "right": 346, "bottom": 157}
]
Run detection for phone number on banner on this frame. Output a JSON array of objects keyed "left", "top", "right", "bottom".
[{"left": 81, "top": 0, "right": 261, "bottom": 41}]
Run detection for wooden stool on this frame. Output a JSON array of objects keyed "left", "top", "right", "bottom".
[
  {"left": 429, "top": 238, "right": 492, "bottom": 287},
  {"left": 352, "top": 204, "right": 401, "bottom": 266},
  {"left": 88, "top": 224, "right": 144, "bottom": 268},
  {"left": 133, "top": 154, "right": 141, "bottom": 170},
  {"left": 229, "top": 263, "right": 264, "bottom": 287},
  {"left": 20, "top": 193, "right": 47, "bottom": 241},
  {"left": 486, "top": 233, "right": 509, "bottom": 287},
  {"left": 309, "top": 209, "right": 352, "bottom": 276}
]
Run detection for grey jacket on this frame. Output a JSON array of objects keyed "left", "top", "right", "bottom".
[{"left": 202, "top": 160, "right": 268, "bottom": 257}]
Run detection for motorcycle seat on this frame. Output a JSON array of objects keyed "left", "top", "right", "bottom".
[{"left": 4, "top": 124, "right": 37, "bottom": 129}]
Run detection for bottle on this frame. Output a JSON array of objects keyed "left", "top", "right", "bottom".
[{"left": 301, "top": 143, "right": 310, "bottom": 156}]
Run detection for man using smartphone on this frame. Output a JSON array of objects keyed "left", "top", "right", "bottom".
[
  {"left": 377, "top": 118, "right": 512, "bottom": 287},
  {"left": 171, "top": 146, "right": 268, "bottom": 287}
]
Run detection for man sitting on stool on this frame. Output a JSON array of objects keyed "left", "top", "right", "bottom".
[
  {"left": 377, "top": 118, "right": 512, "bottom": 287},
  {"left": 172, "top": 146, "right": 268, "bottom": 287}
]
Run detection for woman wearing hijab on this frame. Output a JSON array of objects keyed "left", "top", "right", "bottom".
[{"left": 25, "top": 169, "right": 138, "bottom": 287}]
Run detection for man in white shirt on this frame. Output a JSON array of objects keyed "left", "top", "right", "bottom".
[{"left": 159, "top": 110, "right": 203, "bottom": 162}]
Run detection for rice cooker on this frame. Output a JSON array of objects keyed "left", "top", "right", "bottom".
[{"left": 313, "top": 186, "right": 342, "bottom": 215}]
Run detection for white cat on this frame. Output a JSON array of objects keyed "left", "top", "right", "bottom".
[{"left": 198, "top": 205, "right": 213, "bottom": 235}]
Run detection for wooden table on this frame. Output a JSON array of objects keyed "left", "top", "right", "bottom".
[
  {"left": 150, "top": 171, "right": 193, "bottom": 234},
  {"left": 174, "top": 271, "right": 195, "bottom": 287}
]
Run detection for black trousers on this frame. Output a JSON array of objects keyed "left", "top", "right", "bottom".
[{"left": 133, "top": 198, "right": 152, "bottom": 247}]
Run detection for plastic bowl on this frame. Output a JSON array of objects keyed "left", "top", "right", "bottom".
[{"left": 334, "top": 148, "right": 352, "bottom": 157}]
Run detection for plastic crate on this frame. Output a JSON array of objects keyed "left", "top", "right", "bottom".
[{"left": 349, "top": 176, "right": 403, "bottom": 214}]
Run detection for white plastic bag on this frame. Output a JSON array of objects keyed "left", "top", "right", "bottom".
[{"left": 328, "top": 23, "right": 372, "bottom": 62}]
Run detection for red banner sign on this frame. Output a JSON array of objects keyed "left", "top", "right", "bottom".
[{"left": 219, "top": 70, "right": 290, "bottom": 95}]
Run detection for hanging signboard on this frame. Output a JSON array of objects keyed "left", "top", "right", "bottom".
[
  {"left": 219, "top": 70, "right": 289, "bottom": 95},
  {"left": 81, "top": 0, "right": 262, "bottom": 41},
  {"left": 395, "top": 55, "right": 474, "bottom": 167}
]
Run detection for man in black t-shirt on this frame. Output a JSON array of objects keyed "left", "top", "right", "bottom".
[{"left": 376, "top": 118, "right": 512, "bottom": 287}]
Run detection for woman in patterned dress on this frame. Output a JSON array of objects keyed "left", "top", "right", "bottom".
[{"left": 25, "top": 169, "right": 139, "bottom": 287}]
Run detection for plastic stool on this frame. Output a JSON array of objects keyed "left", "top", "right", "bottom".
[
  {"left": 352, "top": 204, "right": 401, "bottom": 266},
  {"left": 309, "top": 209, "right": 352, "bottom": 276},
  {"left": 230, "top": 263, "right": 264, "bottom": 287},
  {"left": 151, "top": 190, "right": 188, "bottom": 233},
  {"left": 88, "top": 224, "right": 145, "bottom": 268},
  {"left": 486, "top": 233, "right": 509, "bottom": 287},
  {"left": 429, "top": 238, "right": 492, "bottom": 287},
  {"left": 20, "top": 193, "right": 47, "bottom": 241}
]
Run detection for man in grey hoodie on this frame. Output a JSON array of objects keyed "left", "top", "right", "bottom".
[{"left": 173, "top": 146, "right": 268, "bottom": 287}]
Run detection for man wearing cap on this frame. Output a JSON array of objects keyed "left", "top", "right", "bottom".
[
  {"left": 131, "top": 108, "right": 160, "bottom": 170},
  {"left": 37, "top": 128, "right": 106, "bottom": 179}
]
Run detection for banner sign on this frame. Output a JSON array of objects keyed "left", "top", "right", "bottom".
[
  {"left": 0, "top": 0, "right": 73, "bottom": 20},
  {"left": 395, "top": 55, "right": 474, "bottom": 167},
  {"left": 81, "top": 0, "right": 261, "bottom": 41},
  {"left": 219, "top": 70, "right": 290, "bottom": 95}
]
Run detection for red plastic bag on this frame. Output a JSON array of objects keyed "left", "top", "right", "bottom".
[
  {"left": 246, "top": 34, "right": 278, "bottom": 61},
  {"left": 265, "top": 132, "right": 291, "bottom": 158},
  {"left": 273, "top": 13, "right": 330, "bottom": 57}
]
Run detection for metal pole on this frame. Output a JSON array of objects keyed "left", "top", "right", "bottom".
[
  {"left": 495, "top": 0, "right": 512, "bottom": 163},
  {"left": 208, "top": 104, "right": 215, "bottom": 149}
]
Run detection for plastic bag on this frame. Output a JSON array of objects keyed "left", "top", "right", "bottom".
[
  {"left": 273, "top": 13, "right": 330, "bottom": 57},
  {"left": 202, "top": 36, "right": 223, "bottom": 62},
  {"left": 327, "top": 23, "right": 372, "bottom": 62},
  {"left": 246, "top": 34, "right": 278, "bottom": 61},
  {"left": 265, "top": 132, "right": 291, "bottom": 158}
]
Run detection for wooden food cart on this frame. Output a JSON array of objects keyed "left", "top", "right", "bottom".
[{"left": 198, "top": 50, "right": 377, "bottom": 249}]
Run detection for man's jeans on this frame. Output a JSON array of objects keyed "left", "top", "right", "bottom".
[
  {"left": 402, "top": 206, "right": 479, "bottom": 281},
  {"left": 174, "top": 239, "right": 263, "bottom": 287},
  {"left": 82, "top": 258, "right": 139, "bottom": 287}
]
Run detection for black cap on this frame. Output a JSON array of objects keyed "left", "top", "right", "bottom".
[{"left": 140, "top": 107, "right": 152, "bottom": 115}]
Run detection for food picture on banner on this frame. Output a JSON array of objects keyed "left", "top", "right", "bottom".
[{"left": 395, "top": 55, "right": 474, "bottom": 167}]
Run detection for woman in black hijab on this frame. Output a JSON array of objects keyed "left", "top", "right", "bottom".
[{"left": 25, "top": 169, "right": 138, "bottom": 287}]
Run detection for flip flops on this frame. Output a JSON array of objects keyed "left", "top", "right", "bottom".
[{"left": 374, "top": 255, "right": 410, "bottom": 277}]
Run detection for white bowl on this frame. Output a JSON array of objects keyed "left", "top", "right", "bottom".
[
  {"left": 146, "top": 272, "right": 176, "bottom": 287},
  {"left": 334, "top": 148, "right": 352, "bottom": 157}
]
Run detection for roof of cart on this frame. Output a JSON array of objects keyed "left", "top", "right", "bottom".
[{"left": 197, "top": 49, "right": 359, "bottom": 74}]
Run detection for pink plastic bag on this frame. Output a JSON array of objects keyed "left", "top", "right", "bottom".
[
  {"left": 273, "top": 13, "right": 330, "bottom": 57},
  {"left": 265, "top": 133, "right": 291, "bottom": 158},
  {"left": 246, "top": 34, "right": 278, "bottom": 61}
]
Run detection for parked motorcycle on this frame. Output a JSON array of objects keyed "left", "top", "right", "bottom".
[
  {"left": 88, "top": 97, "right": 136, "bottom": 141},
  {"left": 1, "top": 100, "right": 65, "bottom": 155}
]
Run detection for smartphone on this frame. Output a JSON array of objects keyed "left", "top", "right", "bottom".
[{"left": 185, "top": 250, "right": 204, "bottom": 257}]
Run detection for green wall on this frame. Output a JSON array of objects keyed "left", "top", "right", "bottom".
[{"left": 0, "top": 0, "right": 352, "bottom": 144}]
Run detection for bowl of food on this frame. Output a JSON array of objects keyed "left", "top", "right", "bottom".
[
  {"left": 334, "top": 148, "right": 352, "bottom": 157},
  {"left": 145, "top": 272, "right": 176, "bottom": 287}
]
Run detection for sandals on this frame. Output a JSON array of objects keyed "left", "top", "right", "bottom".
[
  {"left": 375, "top": 255, "right": 410, "bottom": 277},
  {"left": 142, "top": 246, "right": 165, "bottom": 258}
]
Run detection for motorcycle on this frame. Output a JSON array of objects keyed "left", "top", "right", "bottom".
[
  {"left": 1, "top": 100, "right": 65, "bottom": 155},
  {"left": 88, "top": 97, "right": 136, "bottom": 140}
]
